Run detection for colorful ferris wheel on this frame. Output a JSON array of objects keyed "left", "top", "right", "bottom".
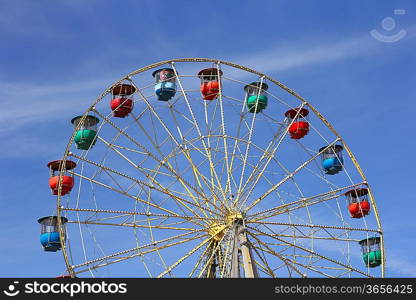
[{"left": 38, "top": 58, "right": 384, "bottom": 278}]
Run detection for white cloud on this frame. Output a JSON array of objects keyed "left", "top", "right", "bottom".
[
  {"left": 0, "top": 31, "right": 405, "bottom": 158},
  {"left": 1, "top": 34, "right": 380, "bottom": 133},
  {"left": 230, "top": 24, "right": 416, "bottom": 77},
  {"left": 0, "top": 79, "right": 107, "bottom": 134},
  {"left": 387, "top": 256, "right": 416, "bottom": 277},
  {"left": 224, "top": 35, "right": 379, "bottom": 80}
]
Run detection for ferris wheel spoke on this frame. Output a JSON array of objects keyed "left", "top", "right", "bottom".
[
  {"left": 237, "top": 103, "right": 308, "bottom": 210},
  {"left": 261, "top": 111, "right": 285, "bottom": 127},
  {"left": 230, "top": 155, "right": 299, "bottom": 216},
  {"left": 73, "top": 232, "right": 208, "bottom": 275},
  {"left": 221, "top": 75, "right": 292, "bottom": 109},
  {"left": 295, "top": 141, "right": 341, "bottom": 190},
  {"left": 245, "top": 145, "right": 360, "bottom": 247},
  {"left": 280, "top": 254, "right": 354, "bottom": 278},
  {"left": 67, "top": 170, "right": 166, "bottom": 214},
  {"left": 197, "top": 227, "right": 231, "bottom": 278},
  {"left": 264, "top": 222, "right": 343, "bottom": 245},
  {"left": 91, "top": 109, "right": 213, "bottom": 211},
  {"left": 171, "top": 63, "right": 228, "bottom": 204},
  {"left": 201, "top": 85, "right": 219, "bottom": 198},
  {"left": 163, "top": 151, "right": 222, "bottom": 207},
  {"left": 237, "top": 160, "right": 321, "bottom": 234},
  {"left": 129, "top": 104, "right": 214, "bottom": 218},
  {"left": 252, "top": 259, "right": 273, "bottom": 277},
  {"left": 61, "top": 207, "right": 220, "bottom": 223},
  {"left": 243, "top": 138, "right": 341, "bottom": 213},
  {"left": 251, "top": 241, "right": 297, "bottom": 277},
  {"left": 86, "top": 214, "right": 167, "bottom": 225},
  {"left": 239, "top": 164, "right": 300, "bottom": 218},
  {"left": 250, "top": 231, "right": 360, "bottom": 243},
  {"left": 167, "top": 106, "right": 221, "bottom": 205},
  {"left": 226, "top": 96, "right": 248, "bottom": 198},
  {"left": 143, "top": 217, "right": 172, "bottom": 277},
  {"left": 67, "top": 170, "right": 211, "bottom": 225},
  {"left": 247, "top": 182, "right": 366, "bottom": 222},
  {"left": 156, "top": 146, "right": 228, "bottom": 216},
  {"left": 68, "top": 153, "right": 220, "bottom": 222},
  {"left": 246, "top": 225, "right": 373, "bottom": 277},
  {"left": 68, "top": 218, "right": 201, "bottom": 232},
  {"left": 246, "top": 230, "right": 305, "bottom": 277},
  {"left": 279, "top": 256, "right": 339, "bottom": 278},
  {"left": 129, "top": 112, "right": 218, "bottom": 217},
  {"left": 235, "top": 128, "right": 283, "bottom": 205},
  {"left": 215, "top": 63, "right": 232, "bottom": 199},
  {"left": 188, "top": 240, "right": 214, "bottom": 277},
  {"left": 170, "top": 136, "right": 225, "bottom": 203},
  {"left": 252, "top": 246, "right": 319, "bottom": 278},
  {"left": 131, "top": 111, "right": 176, "bottom": 158},
  {"left": 235, "top": 77, "right": 265, "bottom": 205},
  {"left": 249, "top": 242, "right": 276, "bottom": 277},
  {"left": 70, "top": 227, "right": 208, "bottom": 270},
  {"left": 246, "top": 221, "right": 379, "bottom": 234},
  {"left": 254, "top": 222, "right": 319, "bottom": 262},
  {"left": 157, "top": 236, "right": 212, "bottom": 278},
  {"left": 244, "top": 220, "right": 352, "bottom": 267},
  {"left": 207, "top": 131, "right": 230, "bottom": 204}
]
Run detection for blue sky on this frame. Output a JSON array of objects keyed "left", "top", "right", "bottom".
[{"left": 0, "top": 0, "right": 415, "bottom": 277}]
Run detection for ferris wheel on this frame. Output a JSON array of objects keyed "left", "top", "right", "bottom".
[{"left": 38, "top": 58, "right": 384, "bottom": 278}]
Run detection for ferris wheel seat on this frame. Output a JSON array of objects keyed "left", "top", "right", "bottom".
[
  {"left": 289, "top": 121, "right": 309, "bottom": 139},
  {"left": 348, "top": 201, "right": 370, "bottom": 218},
  {"left": 40, "top": 232, "right": 62, "bottom": 252},
  {"left": 155, "top": 82, "right": 176, "bottom": 101},
  {"left": 362, "top": 250, "right": 382, "bottom": 267},
  {"left": 359, "top": 237, "right": 382, "bottom": 267},
  {"left": 110, "top": 98, "right": 133, "bottom": 118},
  {"left": 247, "top": 95, "right": 267, "bottom": 113},
  {"left": 74, "top": 129, "right": 97, "bottom": 150},
  {"left": 49, "top": 176, "right": 74, "bottom": 195},
  {"left": 322, "top": 157, "right": 343, "bottom": 174},
  {"left": 200, "top": 81, "right": 220, "bottom": 100}
]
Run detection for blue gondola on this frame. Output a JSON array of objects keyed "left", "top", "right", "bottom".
[
  {"left": 152, "top": 68, "right": 176, "bottom": 101},
  {"left": 319, "top": 145, "right": 344, "bottom": 175},
  {"left": 38, "top": 216, "right": 68, "bottom": 252}
]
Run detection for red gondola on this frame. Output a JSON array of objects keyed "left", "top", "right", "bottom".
[
  {"left": 197, "top": 68, "right": 223, "bottom": 100},
  {"left": 345, "top": 188, "right": 370, "bottom": 218},
  {"left": 285, "top": 107, "right": 309, "bottom": 139},
  {"left": 110, "top": 83, "right": 136, "bottom": 118},
  {"left": 47, "top": 160, "right": 76, "bottom": 196}
]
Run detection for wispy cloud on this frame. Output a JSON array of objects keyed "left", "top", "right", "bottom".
[
  {"left": 0, "top": 79, "right": 107, "bottom": 134},
  {"left": 2, "top": 30, "right": 409, "bottom": 159},
  {"left": 387, "top": 256, "right": 416, "bottom": 277},
  {"left": 224, "top": 35, "right": 379, "bottom": 80},
  {"left": 1, "top": 34, "right": 383, "bottom": 133},
  {"left": 230, "top": 24, "right": 416, "bottom": 77}
]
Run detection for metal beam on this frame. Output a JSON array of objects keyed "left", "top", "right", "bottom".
[{"left": 238, "top": 225, "right": 258, "bottom": 278}]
